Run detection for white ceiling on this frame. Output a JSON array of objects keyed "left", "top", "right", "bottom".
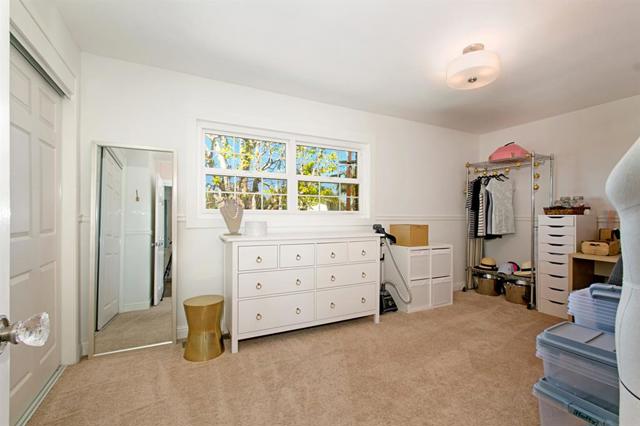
[{"left": 54, "top": 0, "right": 640, "bottom": 133}]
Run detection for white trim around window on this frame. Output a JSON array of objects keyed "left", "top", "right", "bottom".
[{"left": 192, "top": 120, "right": 371, "bottom": 229}]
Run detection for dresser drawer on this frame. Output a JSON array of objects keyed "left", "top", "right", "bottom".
[
  {"left": 348, "top": 240, "right": 379, "bottom": 262},
  {"left": 279, "top": 244, "right": 315, "bottom": 268},
  {"left": 238, "top": 292, "right": 315, "bottom": 334},
  {"left": 539, "top": 215, "right": 575, "bottom": 227},
  {"left": 316, "top": 283, "right": 377, "bottom": 320},
  {"left": 538, "top": 298, "right": 568, "bottom": 318},
  {"left": 238, "top": 246, "right": 278, "bottom": 271},
  {"left": 238, "top": 268, "right": 315, "bottom": 298},
  {"left": 539, "top": 233, "right": 575, "bottom": 246},
  {"left": 541, "top": 286, "right": 568, "bottom": 303},
  {"left": 538, "top": 273, "right": 569, "bottom": 291},
  {"left": 316, "top": 262, "right": 378, "bottom": 289},
  {"left": 539, "top": 260, "right": 568, "bottom": 277},
  {"left": 539, "top": 225, "right": 575, "bottom": 237},
  {"left": 317, "top": 242, "right": 348, "bottom": 265},
  {"left": 431, "top": 248, "right": 452, "bottom": 278},
  {"left": 538, "top": 242, "right": 575, "bottom": 255},
  {"left": 539, "top": 251, "right": 569, "bottom": 264}
]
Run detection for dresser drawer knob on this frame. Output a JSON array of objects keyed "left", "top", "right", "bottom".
[
  {"left": 296, "top": 278, "right": 302, "bottom": 286},
  {"left": 330, "top": 275, "right": 336, "bottom": 282},
  {"left": 296, "top": 254, "right": 301, "bottom": 261},
  {"left": 256, "top": 313, "right": 262, "bottom": 320},
  {"left": 256, "top": 256, "right": 263, "bottom": 264},
  {"left": 330, "top": 302, "right": 335, "bottom": 309},
  {"left": 296, "top": 308, "right": 301, "bottom": 315},
  {"left": 361, "top": 249, "right": 367, "bottom": 256},
  {"left": 361, "top": 297, "right": 366, "bottom": 304},
  {"left": 256, "top": 282, "right": 262, "bottom": 290},
  {"left": 361, "top": 272, "right": 367, "bottom": 279},
  {"left": 330, "top": 252, "right": 336, "bottom": 259}
]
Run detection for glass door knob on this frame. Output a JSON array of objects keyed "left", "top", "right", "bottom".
[{"left": 0, "top": 312, "right": 50, "bottom": 353}]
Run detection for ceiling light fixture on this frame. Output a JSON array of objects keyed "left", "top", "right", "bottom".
[{"left": 446, "top": 43, "right": 501, "bottom": 90}]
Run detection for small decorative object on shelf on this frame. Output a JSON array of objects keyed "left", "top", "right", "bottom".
[
  {"left": 220, "top": 198, "right": 244, "bottom": 235},
  {"left": 544, "top": 195, "right": 590, "bottom": 215}
]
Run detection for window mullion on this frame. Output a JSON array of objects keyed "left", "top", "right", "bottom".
[{"left": 288, "top": 139, "right": 298, "bottom": 211}]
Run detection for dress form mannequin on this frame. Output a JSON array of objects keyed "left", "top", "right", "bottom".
[{"left": 606, "top": 138, "right": 640, "bottom": 424}]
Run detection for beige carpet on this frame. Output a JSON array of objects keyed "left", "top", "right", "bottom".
[
  {"left": 94, "top": 297, "right": 173, "bottom": 354},
  {"left": 30, "top": 291, "right": 559, "bottom": 426}
]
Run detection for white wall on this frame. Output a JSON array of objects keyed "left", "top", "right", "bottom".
[
  {"left": 478, "top": 95, "right": 640, "bottom": 263},
  {"left": 78, "top": 53, "right": 477, "bottom": 347}
]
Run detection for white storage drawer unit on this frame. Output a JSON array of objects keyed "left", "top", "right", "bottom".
[
  {"left": 536, "top": 214, "right": 596, "bottom": 318},
  {"left": 222, "top": 233, "right": 382, "bottom": 353},
  {"left": 383, "top": 243, "right": 454, "bottom": 313}
]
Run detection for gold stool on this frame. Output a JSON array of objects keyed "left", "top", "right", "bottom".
[{"left": 183, "top": 295, "right": 224, "bottom": 361}]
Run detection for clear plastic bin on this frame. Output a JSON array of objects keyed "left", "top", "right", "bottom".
[
  {"left": 536, "top": 322, "right": 619, "bottom": 412},
  {"left": 534, "top": 378, "right": 618, "bottom": 426}
]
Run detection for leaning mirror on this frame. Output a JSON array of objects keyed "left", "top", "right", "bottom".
[{"left": 89, "top": 145, "right": 177, "bottom": 356}]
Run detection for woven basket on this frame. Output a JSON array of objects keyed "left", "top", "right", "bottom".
[{"left": 543, "top": 206, "right": 589, "bottom": 215}]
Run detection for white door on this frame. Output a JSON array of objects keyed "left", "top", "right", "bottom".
[
  {"left": 0, "top": 9, "right": 12, "bottom": 426},
  {"left": 9, "top": 47, "right": 61, "bottom": 424},
  {"left": 96, "top": 149, "right": 123, "bottom": 330},
  {"left": 153, "top": 176, "right": 165, "bottom": 306}
]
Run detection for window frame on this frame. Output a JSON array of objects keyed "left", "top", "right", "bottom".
[{"left": 197, "top": 123, "right": 369, "bottom": 218}]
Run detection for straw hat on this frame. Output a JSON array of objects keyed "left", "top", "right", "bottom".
[
  {"left": 514, "top": 260, "right": 532, "bottom": 277},
  {"left": 477, "top": 257, "right": 497, "bottom": 270}
]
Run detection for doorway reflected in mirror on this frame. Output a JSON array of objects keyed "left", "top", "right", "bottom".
[{"left": 93, "top": 146, "right": 175, "bottom": 354}]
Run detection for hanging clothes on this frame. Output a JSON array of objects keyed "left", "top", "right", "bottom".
[
  {"left": 477, "top": 180, "right": 487, "bottom": 237},
  {"left": 467, "top": 178, "right": 482, "bottom": 238},
  {"left": 485, "top": 178, "right": 515, "bottom": 235}
]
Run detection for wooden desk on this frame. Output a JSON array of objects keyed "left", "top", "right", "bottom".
[{"left": 568, "top": 252, "right": 620, "bottom": 293}]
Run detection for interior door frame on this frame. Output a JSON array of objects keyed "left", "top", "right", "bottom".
[{"left": 88, "top": 142, "right": 178, "bottom": 358}]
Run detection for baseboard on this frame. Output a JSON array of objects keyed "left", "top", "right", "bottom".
[
  {"left": 453, "top": 281, "right": 465, "bottom": 291},
  {"left": 15, "top": 365, "right": 65, "bottom": 426},
  {"left": 120, "top": 300, "right": 151, "bottom": 313},
  {"left": 81, "top": 340, "right": 88, "bottom": 357}
]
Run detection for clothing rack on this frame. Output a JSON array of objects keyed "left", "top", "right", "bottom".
[{"left": 463, "top": 153, "right": 555, "bottom": 309}]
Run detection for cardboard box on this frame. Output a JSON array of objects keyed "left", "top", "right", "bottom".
[{"left": 389, "top": 224, "right": 429, "bottom": 247}]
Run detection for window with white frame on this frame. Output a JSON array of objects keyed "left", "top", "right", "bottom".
[{"left": 201, "top": 129, "right": 362, "bottom": 213}]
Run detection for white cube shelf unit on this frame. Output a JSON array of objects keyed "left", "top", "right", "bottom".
[
  {"left": 221, "top": 232, "right": 382, "bottom": 353},
  {"left": 383, "top": 244, "right": 454, "bottom": 313}
]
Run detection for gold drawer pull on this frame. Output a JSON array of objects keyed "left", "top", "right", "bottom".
[
  {"left": 295, "top": 278, "right": 301, "bottom": 286},
  {"left": 295, "top": 254, "right": 301, "bottom": 261},
  {"left": 361, "top": 249, "right": 367, "bottom": 256},
  {"left": 361, "top": 272, "right": 367, "bottom": 279},
  {"left": 361, "top": 297, "right": 366, "bottom": 304},
  {"left": 330, "top": 275, "right": 336, "bottom": 282},
  {"left": 256, "top": 282, "right": 262, "bottom": 290},
  {"left": 295, "top": 308, "right": 301, "bottom": 315},
  {"left": 330, "top": 252, "right": 336, "bottom": 259},
  {"left": 256, "top": 256, "right": 263, "bottom": 264},
  {"left": 330, "top": 302, "right": 335, "bottom": 309},
  {"left": 256, "top": 313, "right": 262, "bottom": 320}
]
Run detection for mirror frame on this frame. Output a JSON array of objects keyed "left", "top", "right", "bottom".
[{"left": 88, "top": 142, "right": 178, "bottom": 358}]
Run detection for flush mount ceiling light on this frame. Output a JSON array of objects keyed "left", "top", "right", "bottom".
[{"left": 446, "top": 43, "right": 501, "bottom": 90}]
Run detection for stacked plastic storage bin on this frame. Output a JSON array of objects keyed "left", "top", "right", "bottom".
[
  {"left": 568, "top": 286, "right": 620, "bottom": 333},
  {"left": 534, "top": 322, "right": 619, "bottom": 425}
]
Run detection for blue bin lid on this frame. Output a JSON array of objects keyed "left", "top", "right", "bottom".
[
  {"left": 534, "top": 378, "right": 619, "bottom": 425},
  {"left": 536, "top": 322, "right": 617, "bottom": 368}
]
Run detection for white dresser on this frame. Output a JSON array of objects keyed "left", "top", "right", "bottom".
[
  {"left": 383, "top": 244, "right": 454, "bottom": 313},
  {"left": 537, "top": 214, "right": 597, "bottom": 317},
  {"left": 221, "top": 232, "right": 382, "bottom": 353}
]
